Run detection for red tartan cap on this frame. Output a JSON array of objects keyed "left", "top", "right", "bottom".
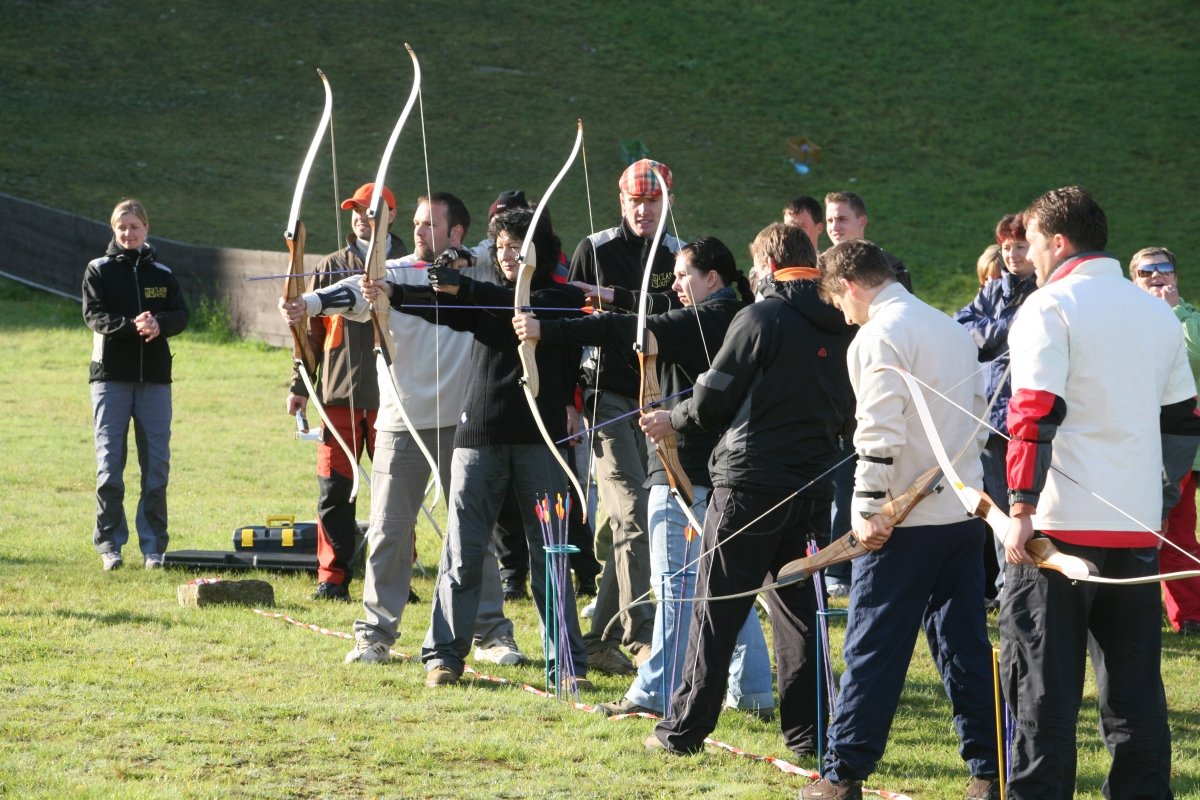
[
  {"left": 618, "top": 159, "right": 673, "bottom": 198},
  {"left": 341, "top": 182, "right": 396, "bottom": 211}
]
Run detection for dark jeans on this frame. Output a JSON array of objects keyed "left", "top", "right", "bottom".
[{"left": 1000, "top": 543, "right": 1170, "bottom": 800}]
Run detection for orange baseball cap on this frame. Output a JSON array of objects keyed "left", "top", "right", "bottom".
[{"left": 341, "top": 182, "right": 396, "bottom": 211}]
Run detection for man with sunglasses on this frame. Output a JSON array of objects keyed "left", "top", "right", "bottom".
[{"left": 1130, "top": 247, "right": 1200, "bottom": 636}]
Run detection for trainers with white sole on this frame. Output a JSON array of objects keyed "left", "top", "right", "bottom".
[
  {"left": 144, "top": 554, "right": 164, "bottom": 569},
  {"left": 344, "top": 636, "right": 391, "bottom": 665},
  {"left": 473, "top": 635, "right": 528, "bottom": 666},
  {"left": 101, "top": 552, "right": 123, "bottom": 571}
]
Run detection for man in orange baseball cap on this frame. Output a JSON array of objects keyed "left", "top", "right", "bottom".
[{"left": 286, "top": 180, "right": 407, "bottom": 603}]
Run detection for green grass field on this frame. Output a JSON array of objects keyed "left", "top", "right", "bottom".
[
  {"left": 3, "top": 2, "right": 1200, "bottom": 797},
  {"left": 2, "top": 275, "right": 1199, "bottom": 798}
]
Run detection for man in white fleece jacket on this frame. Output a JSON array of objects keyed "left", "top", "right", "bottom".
[{"left": 804, "top": 240, "right": 999, "bottom": 800}]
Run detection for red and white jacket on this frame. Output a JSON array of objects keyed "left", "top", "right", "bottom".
[{"left": 1006, "top": 254, "right": 1198, "bottom": 547}]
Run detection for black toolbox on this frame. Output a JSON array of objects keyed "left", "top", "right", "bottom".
[
  {"left": 232, "top": 515, "right": 319, "bottom": 553},
  {"left": 164, "top": 550, "right": 317, "bottom": 573}
]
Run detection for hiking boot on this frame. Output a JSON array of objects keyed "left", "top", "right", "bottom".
[
  {"left": 966, "top": 776, "right": 1000, "bottom": 800},
  {"left": 799, "top": 777, "right": 863, "bottom": 799},
  {"left": 425, "top": 665, "right": 459, "bottom": 687},
  {"left": 101, "top": 552, "right": 123, "bottom": 571},
  {"left": 313, "top": 581, "right": 351, "bottom": 602},
  {"left": 726, "top": 701, "right": 774, "bottom": 722},
  {"left": 473, "top": 635, "right": 528, "bottom": 666},
  {"left": 588, "top": 646, "right": 635, "bottom": 675},
  {"left": 344, "top": 634, "right": 391, "bottom": 665},
  {"left": 502, "top": 579, "right": 529, "bottom": 602},
  {"left": 143, "top": 554, "right": 164, "bottom": 569},
  {"left": 594, "top": 697, "right": 657, "bottom": 716}
]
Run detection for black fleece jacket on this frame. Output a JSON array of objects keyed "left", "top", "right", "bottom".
[
  {"left": 390, "top": 275, "right": 585, "bottom": 448},
  {"left": 567, "top": 219, "right": 684, "bottom": 398},
  {"left": 82, "top": 241, "right": 189, "bottom": 383}
]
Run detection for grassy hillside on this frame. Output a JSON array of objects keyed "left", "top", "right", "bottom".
[{"left": 2, "top": 0, "right": 1197, "bottom": 311}]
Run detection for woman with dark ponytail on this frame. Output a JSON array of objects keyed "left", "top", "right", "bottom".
[{"left": 513, "top": 234, "right": 774, "bottom": 722}]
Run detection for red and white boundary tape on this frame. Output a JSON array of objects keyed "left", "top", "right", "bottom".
[{"left": 253, "top": 609, "right": 912, "bottom": 799}]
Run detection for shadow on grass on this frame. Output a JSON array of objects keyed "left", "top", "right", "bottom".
[{"left": 50, "top": 608, "right": 173, "bottom": 627}]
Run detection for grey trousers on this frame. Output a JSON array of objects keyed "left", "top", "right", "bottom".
[
  {"left": 354, "top": 427, "right": 510, "bottom": 646},
  {"left": 91, "top": 381, "right": 172, "bottom": 557},
  {"left": 582, "top": 390, "right": 653, "bottom": 653},
  {"left": 422, "top": 444, "right": 587, "bottom": 676}
]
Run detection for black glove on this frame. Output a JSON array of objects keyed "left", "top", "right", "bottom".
[
  {"left": 431, "top": 246, "right": 475, "bottom": 270},
  {"left": 427, "top": 263, "right": 462, "bottom": 293}
]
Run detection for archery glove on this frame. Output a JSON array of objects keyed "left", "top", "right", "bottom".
[
  {"left": 431, "top": 246, "right": 475, "bottom": 270},
  {"left": 427, "top": 263, "right": 462, "bottom": 293}
]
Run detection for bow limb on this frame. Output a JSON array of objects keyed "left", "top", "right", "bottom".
[
  {"left": 511, "top": 123, "right": 590, "bottom": 519},
  {"left": 776, "top": 464, "right": 946, "bottom": 585},
  {"left": 630, "top": 163, "right": 704, "bottom": 534},
  {"left": 283, "top": 68, "right": 332, "bottom": 376},
  {"left": 360, "top": 45, "right": 442, "bottom": 508},
  {"left": 283, "top": 69, "right": 364, "bottom": 501},
  {"left": 885, "top": 364, "right": 1105, "bottom": 583},
  {"left": 638, "top": 329, "right": 704, "bottom": 535}
]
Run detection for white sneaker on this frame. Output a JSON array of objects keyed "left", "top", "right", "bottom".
[
  {"left": 581, "top": 598, "right": 597, "bottom": 619},
  {"left": 101, "top": 552, "right": 123, "bottom": 571},
  {"left": 144, "top": 554, "right": 164, "bottom": 569},
  {"left": 473, "top": 635, "right": 528, "bottom": 666},
  {"left": 345, "top": 635, "right": 391, "bottom": 664},
  {"left": 826, "top": 579, "right": 850, "bottom": 598}
]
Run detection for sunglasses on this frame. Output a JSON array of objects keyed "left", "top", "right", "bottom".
[{"left": 1136, "top": 262, "right": 1175, "bottom": 279}]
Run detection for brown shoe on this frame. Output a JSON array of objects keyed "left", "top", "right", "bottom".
[
  {"left": 561, "top": 675, "right": 593, "bottom": 692},
  {"left": 644, "top": 734, "right": 667, "bottom": 751},
  {"left": 424, "top": 666, "right": 459, "bottom": 687},
  {"left": 966, "top": 776, "right": 1000, "bottom": 800},
  {"left": 799, "top": 778, "right": 863, "bottom": 799},
  {"left": 587, "top": 646, "right": 635, "bottom": 675}
]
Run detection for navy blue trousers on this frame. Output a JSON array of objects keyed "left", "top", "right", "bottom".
[{"left": 824, "top": 518, "right": 999, "bottom": 783}]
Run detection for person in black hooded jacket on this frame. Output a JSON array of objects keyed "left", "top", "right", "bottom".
[
  {"left": 82, "top": 199, "right": 189, "bottom": 571},
  {"left": 648, "top": 222, "right": 855, "bottom": 758}
]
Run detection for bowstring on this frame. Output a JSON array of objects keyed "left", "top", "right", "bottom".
[
  {"left": 326, "top": 93, "right": 361, "bottom": 500},
  {"left": 599, "top": 361, "right": 992, "bottom": 634},
  {"left": 901, "top": 370, "right": 1200, "bottom": 570},
  {"left": 416, "top": 84, "right": 442, "bottom": 496},
  {"left": 579, "top": 125, "right": 602, "bottom": 519}
]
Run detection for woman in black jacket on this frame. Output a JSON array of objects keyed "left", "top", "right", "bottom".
[{"left": 82, "top": 199, "right": 189, "bottom": 571}]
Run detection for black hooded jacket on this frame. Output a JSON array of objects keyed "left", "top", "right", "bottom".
[
  {"left": 670, "top": 274, "right": 855, "bottom": 495},
  {"left": 82, "top": 241, "right": 190, "bottom": 383}
]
